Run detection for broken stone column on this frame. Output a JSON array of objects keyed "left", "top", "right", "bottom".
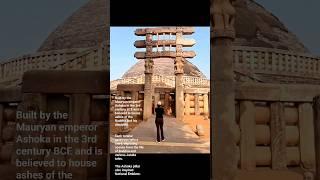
[
  {"left": 175, "top": 27, "right": 185, "bottom": 121},
  {"left": 143, "top": 32, "right": 154, "bottom": 121},
  {"left": 211, "top": 0, "right": 238, "bottom": 179}
]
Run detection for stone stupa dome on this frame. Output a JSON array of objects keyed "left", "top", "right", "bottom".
[
  {"left": 38, "top": 0, "right": 109, "bottom": 51},
  {"left": 233, "top": 0, "right": 308, "bottom": 53},
  {"left": 122, "top": 58, "right": 207, "bottom": 79},
  {"left": 37, "top": 0, "right": 308, "bottom": 53}
]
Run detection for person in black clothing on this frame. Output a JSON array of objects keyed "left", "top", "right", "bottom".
[{"left": 155, "top": 101, "right": 165, "bottom": 143}]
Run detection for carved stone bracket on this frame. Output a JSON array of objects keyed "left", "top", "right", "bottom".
[
  {"left": 211, "top": 0, "right": 236, "bottom": 39},
  {"left": 174, "top": 57, "right": 185, "bottom": 75},
  {"left": 144, "top": 59, "right": 154, "bottom": 74}
]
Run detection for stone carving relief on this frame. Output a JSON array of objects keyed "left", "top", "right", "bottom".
[
  {"left": 174, "top": 58, "right": 185, "bottom": 74},
  {"left": 211, "top": 0, "right": 236, "bottom": 32},
  {"left": 144, "top": 59, "right": 154, "bottom": 74}
]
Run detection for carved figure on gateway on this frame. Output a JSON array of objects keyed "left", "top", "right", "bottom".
[
  {"left": 144, "top": 59, "right": 154, "bottom": 74},
  {"left": 174, "top": 59, "right": 185, "bottom": 74},
  {"left": 211, "top": 0, "right": 236, "bottom": 31}
]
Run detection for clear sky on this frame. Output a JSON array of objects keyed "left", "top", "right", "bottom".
[{"left": 110, "top": 27, "right": 210, "bottom": 80}]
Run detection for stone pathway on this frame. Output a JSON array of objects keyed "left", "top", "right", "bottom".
[{"left": 111, "top": 115, "right": 210, "bottom": 154}]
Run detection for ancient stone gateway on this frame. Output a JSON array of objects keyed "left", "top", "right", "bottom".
[{"left": 134, "top": 27, "right": 196, "bottom": 121}]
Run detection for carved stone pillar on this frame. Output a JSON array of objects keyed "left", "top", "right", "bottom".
[
  {"left": 313, "top": 96, "right": 320, "bottom": 180},
  {"left": 299, "top": 103, "right": 316, "bottom": 171},
  {"left": 16, "top": 93, "right": 47, "bottom": 175},
  {"left": 211, "top": 0, "right": 237, "bottom": 179},
  {"left": 143, "top": 32, "right": 154, "bottom": 121},
  {"left": 203, "top": 93, "right": 209, "bottom": 117},
  {"left": 194, "top": 94, "right": 200, "bottom": 116},
  {"left": 164, "top": 92, "right": 171, "bottom": 115},
  {"left": 240, "top": 101, "right": 255, "bottom": 170},
  {"left": 0, "top": 104, "right": 3, "bottom": 147},
  {"left": 132, "top": 91, "right": 139, "bottom": 101},
  {"left": 184, "top": 94, "right": 190, "bottom": 116},
  {"left": 175, "top": 27, "right": 185, "bottom": 121},
  {"left": 68, "top": 94, "right": 91, "bottom": 180},
  {"left": 270, "top": 102, "right": 287, "bottom": 169}
]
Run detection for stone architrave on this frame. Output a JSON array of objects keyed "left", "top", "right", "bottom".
[{"left": 211, "top": 0, "right": 238, "bottom": 179}]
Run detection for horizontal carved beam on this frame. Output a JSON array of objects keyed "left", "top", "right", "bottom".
[
  {"left": 22, "top": 70, "right": 108, "bottom": 94},
  {"left": 134, "top": 51, "right": 196, "bottom": 59},
  {"left": 134, "top": 39, "right": 196, "bottom": 48},
  {"left": 235, "top": 82, "right": 320, "bottom": 102},
  {"left": 135, "top": 27, "right": 194, "bottom": 36}
]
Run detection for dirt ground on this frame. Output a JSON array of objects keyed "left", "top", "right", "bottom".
[
  {"left": 183, "top": 115, "right": 210, "bottom": 141},
  {"left": 110, "top": 114, "right": 211, "bottom": 141}
]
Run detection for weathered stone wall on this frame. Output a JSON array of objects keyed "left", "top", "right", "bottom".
[{"left": 235, "top": 82, "right": 318, "bottom": 179}]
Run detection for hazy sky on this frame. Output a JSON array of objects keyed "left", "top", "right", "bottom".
[
  {"left": 256, "top": 0, "right": 320, "bottom": 55},
  {"left": 0, "top": 0, "right": 319, "bottom": 61},
  {"left": 0, "top": 0, "right": 88, "bottom": 61}
]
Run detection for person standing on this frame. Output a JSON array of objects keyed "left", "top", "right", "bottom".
[{"left": 155, "top": 101, "right": 165, "bottom": 143}]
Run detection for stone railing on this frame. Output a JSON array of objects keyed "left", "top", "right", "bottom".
[
  {"left": 233, "top": 46, "right": 320, "bottom": 78},
  {"left": 0, "top": 44, "right": 108, "bottom": 85},
  {"left": 233, "top": 82, "right": 319, "bottom": 178},
  {"left": 183, "top": 75, "right": 210, "bottom": 87},
  {"left": 110, "top": 75, "right": 209, "bottom": 90}
]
